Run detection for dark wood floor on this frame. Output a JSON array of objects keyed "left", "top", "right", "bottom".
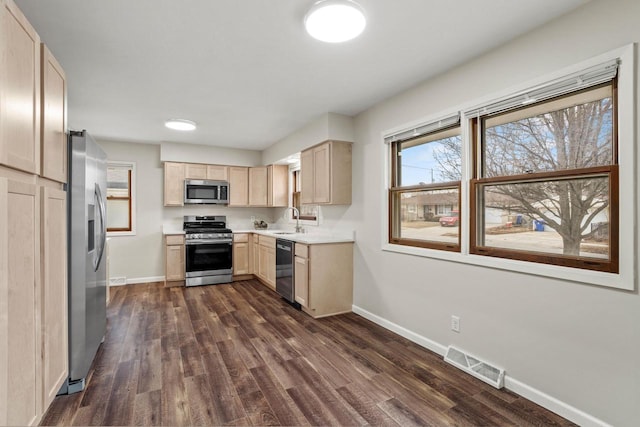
[{"left": 41, "top": 280, "right": 574, "bottom": 426}]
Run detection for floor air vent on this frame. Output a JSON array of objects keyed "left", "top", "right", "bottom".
[{"left": 444, "top": 346, "right": 505, "bottom": 389}]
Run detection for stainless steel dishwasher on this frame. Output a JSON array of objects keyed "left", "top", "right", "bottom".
[{"left": 275, "top": 239, "right": 300, "bottom": 309}]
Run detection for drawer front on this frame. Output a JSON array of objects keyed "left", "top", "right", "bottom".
[
  {"left": 295, "top": 243, "right": 308, "bottom": 258},
  {"left": 259, "top": 235, "right": 275, "bottom": 248},
  {"left": 165, "top": 234, "right": 185, "bottom": 245},
  {"left": 233, "top": 233, "right": 249, "bottom": 243}
]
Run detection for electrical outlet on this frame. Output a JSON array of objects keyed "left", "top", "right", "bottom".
[
  {"left": 451, "top": 315, "right": 460, "bottom": 333},
  {"left": 250, "top": 216, "right": 256, "bottom": 222}
]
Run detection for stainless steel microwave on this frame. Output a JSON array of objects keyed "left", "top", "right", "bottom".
[{"left": 184, "top": 179, "right": 229, "bottom": 204}]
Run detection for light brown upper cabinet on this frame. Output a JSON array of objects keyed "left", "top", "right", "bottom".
[
  {"left": 207, "top": 165, "right": 228, "bottom": 180},
  {"left": 0, "top": 0, "right": 41, "bottom": 175},
  {"left": 163, "top": 162, "right": 185, "bottom": 206},
  {"left": 228, "top": 166, "right": 249, "bottom": 206},
  {"left": 184, "top": 163, "right": 207, "bottom": 179},
  {"left": 249, "top": 166, "right": 268, "bottom": 206},
  {"left": 268, "top": 164, "right": 288, "bottom": 207},
  {"left": 248, "top": 165, "right": 288, "bottom": 207},
  {"left": 40, "top": 44, "right": 67, "bottom": 183},
  {"left": 300, "top": 140, "right": 352, "bottom": 205}
]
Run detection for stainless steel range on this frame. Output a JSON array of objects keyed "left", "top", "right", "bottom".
[{"left": 183, "top": 215, "right": 233, "bottom": 286}]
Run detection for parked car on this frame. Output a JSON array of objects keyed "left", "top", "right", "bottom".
[{"left": 439, "top": 210, "right": 459, "bottom": 227}]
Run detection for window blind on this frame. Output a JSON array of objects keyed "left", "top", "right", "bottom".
[
  {"left": 384, "top": 113, "right": 460, "bottom": 144},
  {"left": 464, "top": 59, "right": 619, "bottom": 118}
]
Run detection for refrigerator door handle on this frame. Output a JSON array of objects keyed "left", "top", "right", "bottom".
[{"left": 94, "top": 183, "right": 107, "bottom": 271}]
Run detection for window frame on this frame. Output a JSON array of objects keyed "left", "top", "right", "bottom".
[
  {"left": 381, "top": 44, "right": 635, "bottom": 291},
  {"left": 470, "top": 81, "right": 619, "bottom": 273},
  {"left": 106, "top": 161, "right": 136, "bottom": 236},
  {"left": 388, "top": 124, "right": 462, "bottom": 252},
  {"left": 288, "top": 163, "right": 319, "bottom": 226}
]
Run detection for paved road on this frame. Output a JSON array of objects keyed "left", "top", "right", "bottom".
[{"left": 401, "top": 222, "right": 608, "bottom": 258}]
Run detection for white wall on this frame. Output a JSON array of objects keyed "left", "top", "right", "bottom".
[
  {"left": 262, "top": 112, "right": 355, "bottom": 164},
  {"left": 100, "top": 140, "right": 275, "bottom": 283},
  {"left": 97, "top": 0, "right": 640, "bottom": 423},
  {"left": 99, "top": 140, "right": 164, "bottom": 282},
  {"left": 161, "top": 141, "right": 262, "bottom": 166},
  {"left": 345, "top": 0, "right": 640, "bottom": 425}
]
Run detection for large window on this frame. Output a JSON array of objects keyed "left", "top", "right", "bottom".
[
  {"left": 107, "top": 161, "right": 136, "bottom": 235},
  {"left": 384, "top": 51, "right": 633, "bottom": 286},
  {"left": 389, "top": 119, "right": 462, "bottom": 251},
  {"left": 471, "top": 82, "right": 618, "bottom": 273}
]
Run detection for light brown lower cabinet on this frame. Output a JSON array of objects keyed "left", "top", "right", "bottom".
[
  {"left": 164, "top": 234, "right": 185, "bottom": 286},
  {"left": 0, "top": 178, "right": 41, "bottom": 426},
  {"left": 40, "top": 186, "right": 67, "bottom": 411},
  {"left": 232, "top": 233, "right": 250, "bottom": 276},
  {"left": 257, "top": 235, "right": 275, "bottom": 289},
  {"left": 294, "top": 242, "right": 353, "bottom": 318}
]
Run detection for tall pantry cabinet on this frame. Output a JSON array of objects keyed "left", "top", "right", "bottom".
[{"left": 0, "top": 0, "right": 68, "bottom": 425}]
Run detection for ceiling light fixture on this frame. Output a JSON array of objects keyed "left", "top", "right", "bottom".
[
  {"left": 304, "top": 0, "right": 366, "bottom": 43},
  {"left": 164, "top": 119, "right": 197, "bottom": 131}
]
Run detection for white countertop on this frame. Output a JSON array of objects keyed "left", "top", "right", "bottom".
[
  {"left": 163, "top": 224, "right": 354, "bottom": 244},
  {"left": 162, "top": 225, "right": 185, "bottom": 235},
  {"left": 234, "top": 229, "right": 355, "bottom": 245}
]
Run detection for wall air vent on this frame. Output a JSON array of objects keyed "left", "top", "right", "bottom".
[
  {"left": 444, "top": 346, "right": 505, "bottom": 389},
  {"left": 109, "top": 276, "right": 127, "bottom": 286}
]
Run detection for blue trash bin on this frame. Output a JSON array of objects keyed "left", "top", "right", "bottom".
[{"left": 534, "top": 220, "right": 545, "bottom": 232}]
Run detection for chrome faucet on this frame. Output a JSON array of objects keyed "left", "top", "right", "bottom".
[{"left": 285, "top": 206, "right": 303, "bottom": 233}]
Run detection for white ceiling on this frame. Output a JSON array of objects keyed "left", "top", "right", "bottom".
[{"left": 16, "top": 0, "right": 589, "bottom": 150}]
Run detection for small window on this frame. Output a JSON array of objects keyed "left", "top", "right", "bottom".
[
  {"left": 389, "top": 124, "right": 462, "bottom": 251},
  {"left": 107, "top": 161, "right": 136, "bottom": 235},
  {"left": 471, "top": 82, "right": 618, "bottom": 272},
  {"left": 291, "top": 168, "right": 318, "bottom": 222}
]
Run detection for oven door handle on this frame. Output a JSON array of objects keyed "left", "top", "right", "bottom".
[{"left": 185, "top": 239, "right": 233, "bottom": 245}]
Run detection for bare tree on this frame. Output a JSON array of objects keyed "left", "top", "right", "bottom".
[{"left": 434, "top": 98, "right": 613, "bottom": 255}]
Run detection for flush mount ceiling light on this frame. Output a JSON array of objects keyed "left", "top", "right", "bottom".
[
  {"left": 164, "top": 119, "right": 197, "bottom": 131},
  {"left": 304, "top": 0, "right": 366, "bottom": 43}
]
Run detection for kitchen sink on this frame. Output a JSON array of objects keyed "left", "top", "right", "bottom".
[{"left": 272, "top": 231, "right": 296, "bottom": 235}]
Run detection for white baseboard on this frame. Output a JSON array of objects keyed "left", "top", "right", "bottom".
[
  {"left": 108, "top": 276, "right": 165, "bottom": 286},
  {"left": 351, "top": 305, "right": 610, "bottom": 427},
  {"left": 352, "top": 305, "right": 447, "bottom": 356},
  {"left": 503, "top": 377, "right": 612, "bottom": 427},
  {"left": 127, "top": 276, "right": 164, "bottom": 285}
]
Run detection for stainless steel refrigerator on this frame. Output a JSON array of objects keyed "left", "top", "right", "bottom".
[{"left": 63, "top": 130, "right": 108, "bottom": 394}]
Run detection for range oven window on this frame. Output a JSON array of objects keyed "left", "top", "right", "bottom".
[{"left": 185, "top": 241, "right": 232, "bottom": 274}]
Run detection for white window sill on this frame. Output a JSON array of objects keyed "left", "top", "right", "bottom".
[
  {"left": 381, "top": 243, "right": 633, "bottom": 291},
  {"left": 107, "top": 230, "right": 136, "bottom": 237}
]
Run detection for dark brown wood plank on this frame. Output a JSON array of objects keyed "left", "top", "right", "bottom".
[
  {"left": 336, "top": 383, "right": 400, "bottom": 427},
  {"left": 39, "top": 392, "right": 83, "bottom": 426},
  {"left": 76, "top": 373, "right": 114, "bottom": 423},
  {"left": 287, "top": 383, "right": 340, "bottom": 426},
  {"left": 197, "top": 334, "right": 247, "bottom": 423},
  {"left": 101, "top": 359, "right": 140, "bottom": 426},
  {"left": 286, "top": 357, "right": 366, "bottom": 426},
  {"left": 133, "top": 389, "right": 162, "bottom": 426},
  {"left": 249, "top": 365, "right": 307, "bottom": 426},
  {"left": 238, "top": 389, "right": 280, "bottom": 426},
  {"left": 40, "top": 280, "right": 575, "bottom": 427},
  {"left": 447, "top": 397, "right": 517, "bottom": 426},
  {"left": 137, "top": 339, "right": 162, "bottom": 393},
  {"left": 216, "top": 339, "right": 260, "bottom": 396},
  {"left": 184, "top": 374, "right": 223, "bottom": 426},
  {"left": 160, "top": 349, "right": 191, "bottom": 426}
]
